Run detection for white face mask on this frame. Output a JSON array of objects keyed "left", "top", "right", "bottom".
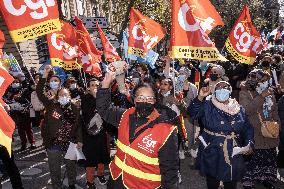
[
  {"left": 58, "top": 96, "right": 70, "bottom": 106},
  {"left": 256, "top": 81, "right": 269, "bottom": 94},
  {"left": 12, "top": 83, "right": 21, "bottom": 89},
  {"left": 50, "top": 81, "right": 60, "bottom": 90},
  {"left": 69, "top": 83, "right": 77, "bottom": 90}
]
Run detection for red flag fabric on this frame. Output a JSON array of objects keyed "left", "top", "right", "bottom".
[
  {"left": 47, "top": 20, "right": 80, "bottom": 70},
  {"left": 75, "top": 17, "right": 102, "bottom": 77},
  {"left": 0, "top": 0, "right": 61, "bottom": 42},
  {"left": 170, "top": 0, "right": 226, "bottom": 61},
  {"left": 0, "top": 66, "right": 14, "bottom": 97},
  {"left": 97, "top": 23, "right": 121, "bottom": 63},
  {"left": 0, "top": 30, "right": 5, "bottom": 61},
  {"left": 225, "top": 5, "right": 263, "bottom": 64},
  {"left": 128, "top": 8, "right": 166, "bottom": 58},
  {"left": 0, "top": 65, "right": 15, "bottom": 156},
  {"left": 186, "top": 0, "right": 224, "bottom": 34},
  {"left": 0, "top": 104, "right": 15, "bottom": 156}
]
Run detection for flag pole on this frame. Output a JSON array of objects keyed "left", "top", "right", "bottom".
[
  {"left": 15, "top": 42, "right": 35, "bottom": 83},
  {"left": 79, "top": 68, "right": 87, "bottom": 89}
]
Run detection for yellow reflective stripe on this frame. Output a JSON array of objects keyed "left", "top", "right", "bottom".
[
  {"left": 117, "top": 140, "right": 159, "bottom": 165},
  {"left": 115, "top": 157, "right": 161, "bottom": 182}
]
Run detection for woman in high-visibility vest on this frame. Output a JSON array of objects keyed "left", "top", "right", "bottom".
[{"left": 96, "top": 72, "right": 179, "bottom": 189}]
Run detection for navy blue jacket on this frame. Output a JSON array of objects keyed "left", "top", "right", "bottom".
[{"left": 188, "top": 97, "right": 254, "bottom": 182}]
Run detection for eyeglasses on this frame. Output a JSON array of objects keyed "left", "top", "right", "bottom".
[{"left": 135, "top": 95, "right": 156, "bottom": 103}]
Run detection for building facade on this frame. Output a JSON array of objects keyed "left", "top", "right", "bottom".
[{"left": 0, "top": 0, "right": 96, "bottom": 71}]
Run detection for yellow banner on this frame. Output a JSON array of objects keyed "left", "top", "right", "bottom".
[
  {"left": 51, "top": 58, "right": 81, "bottom": 70},
  {"left": 0, "top": 129, "right": 12, "bottom": 157},
  {"left": 10, "top": 19, "right": 61, "bottom": 42},
  {"left": 171, "top": 46, "right": 227, "bottom": 62},
  {"left": 128, "top": 47, "right": 146, "bottom": 58},
  {"left": 225, "top": 39, "right": 255, "bottom": 65}
]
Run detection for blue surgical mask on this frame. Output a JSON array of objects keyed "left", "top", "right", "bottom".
[
  {"left": 256, "top": 81, "right": 269, "bottom": 94},
  {"left": 50, "top": 81, "right": 60, "bottom": 90},
  {"left": 215, "top": 89, "right": 231, "bottom": 102},
  {"left": 58, "top": 96, "right": 70, "bottom": 106},
  {"left": 178, "top": 75, "right": 187, "bottom": 82},
  {"left": 199, "top": 62, "right": 208, "bottom": 71}
]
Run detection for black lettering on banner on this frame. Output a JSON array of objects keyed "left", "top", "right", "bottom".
[
  {"left": 176, "top": 47, "right": 223, "bottom": 60},
  {"left": 16, "top": 21, "right": 60, "bottom": 40},
  {"left": 225, "top": 40, "right": 252, "bottom": 64}
]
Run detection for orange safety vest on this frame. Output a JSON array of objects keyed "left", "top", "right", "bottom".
[{"left": 110, "top": 107, "right": 177, "bottom": 189}]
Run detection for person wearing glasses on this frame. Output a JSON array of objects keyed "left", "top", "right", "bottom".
[
  {"left": 188, "top": 81, "right": 254, "bottom": 189},
  {"left": 96, "top": 72, "right": 179, "bottom": 189}
]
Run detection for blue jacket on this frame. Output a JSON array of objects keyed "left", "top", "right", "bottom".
[{"left": 188, "top": 97, "right": 254, "bottom": 182}]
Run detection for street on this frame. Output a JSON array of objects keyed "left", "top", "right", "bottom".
[{"left": 1, "top": 128, "right": 284, "bottom": 189}]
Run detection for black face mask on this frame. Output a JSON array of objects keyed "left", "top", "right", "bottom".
[
  {"left": 262, "top": 61, "right": 270, "bottom": 68},
  {"left": 135, "top": 102, "right": 155, "bottom": 118},
  {"left": 210, "top": 73, "right": 219, "bottom": 81}
]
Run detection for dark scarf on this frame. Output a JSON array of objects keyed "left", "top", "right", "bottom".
[{"left": 53, "top": 103, "right": 77, "bottom": 151}]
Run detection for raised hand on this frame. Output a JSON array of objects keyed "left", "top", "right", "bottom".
[
  {"left": 101, "top": 71, "right": 116, "bottom": 89},
  {"left": 198, "top": 86, "right": 211, "bottom": 101},
  {"left": 43, "top": 65, "right": 53, "bottom": 78}
]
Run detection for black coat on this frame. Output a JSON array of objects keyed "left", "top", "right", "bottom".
[
  {"left": 96, "top": 88, "right": 179, "bottom": 189},
  {"left": 81, "top": 93, "right": 110, "bottom": 166},
  {"left": 277, "top": 95, "right": 284, "bottom": 168}
]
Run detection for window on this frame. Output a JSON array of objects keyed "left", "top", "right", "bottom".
[
  {"left": 76, "top": 0, "right": 84, "bottom": 16},
  {"left": 61, "top": 0, "right": 67, "bottom": 17}
]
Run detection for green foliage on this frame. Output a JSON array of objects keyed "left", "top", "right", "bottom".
[{"left": 90, "top": 0, "right": 279, "bottom": 47}]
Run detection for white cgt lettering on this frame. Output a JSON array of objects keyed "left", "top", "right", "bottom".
[
  {"left": 233, "top": 22, "right": 262, "bottom": 53},
  {"left": 3, "top": 0, "right": 55, "bottom": 19},
  {"left": 51, "top": 33, "right": 63, "bottom": 51},
  {"left": 178, "top": 3, "right": 212, "bottom": 45},
  {"left": 131, "top": 22, "right": 159, "bottom": 50},
  {"left": 51, "top": 33, "right": 78, "bottom": 60}
]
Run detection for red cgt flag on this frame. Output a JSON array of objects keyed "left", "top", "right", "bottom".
[
  {"left": 97, "top": 23, "right": 121, "bottom": 63},
  {"left": 75, "top": 17, "right": 102, "bottom": 77},
  {"left": 170, "top": 0, "right": 226, "bottom": 61},
  {"left": 128, "top": 8, "right": 166, "bottom": 58},
  {"left": 0, "top": 0, "right": 61, "bottom": 42},
  {"left": 47, "top": 20, "right": 80, "bottom": 70},
  {"left": 0, "top": 104, "right": 15, "bottom": 157},
  {"left": 186, "top": 0, "right": 224, "bottom": 34},
  {"left": 0, "top": 65, "right": 15, "bottom": 156},
  {"left": 0, "top": 30, "right": 5, "bottom": 60},
  {"left": 225, "top": 5, "right": 263, "bottom": 64}
]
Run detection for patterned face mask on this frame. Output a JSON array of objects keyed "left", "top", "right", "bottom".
[
  {"left": 256, "top": 81, "right": 269, "bottom": 94},
  {"left": 58, "top": 96, "right": 70, "bottom": 106}
]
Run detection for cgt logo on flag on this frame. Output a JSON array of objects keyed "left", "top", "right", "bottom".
[
  {"left": 0, "top": 0, "right": 61, "bottom": 42},
  {"left": 185, "top": 0, "right": 224, "bottom": 34},
  {"left": 128, "top": 8, "right": 165, "bottom": 58},
  {"left": 75, "top": 17, "right": 102, "bottom": 77},
  {"left": 170, "top": 0, "right": 226, "bottom": 61},
  {"left": 225, "top": 5, "right": 263, "bottom": 64},
  {"left": 47, "top": 21, "right": 80, "bottom": 70}
]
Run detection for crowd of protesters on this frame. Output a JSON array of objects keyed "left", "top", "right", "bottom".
[{"left": 1, "top": 46, "right": 284, "bottom": 189}]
